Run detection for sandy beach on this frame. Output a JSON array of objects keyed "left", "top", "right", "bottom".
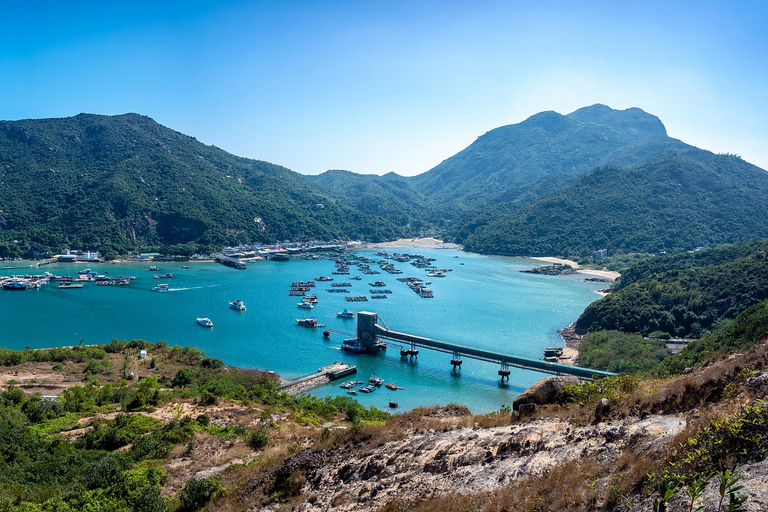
[
  {"left": 359, "top": 237, "right": 462, "bottom": 250},
  {"left": 529, "top": 256, "right": 621, "bottom": 281}
]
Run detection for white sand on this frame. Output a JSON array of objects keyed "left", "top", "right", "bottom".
[
  {"left": 359, "top": 238, "right": 462, "bottom": 250},
  {"left": 530, "top": 256, "right": 620, "bottom": 281}
]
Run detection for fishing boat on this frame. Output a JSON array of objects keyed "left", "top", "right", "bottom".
[
  {"left": 297, "top": 302, "right": 314, "bottom": 309},
  {"left": 181, "top": 265, "right": 190, "bottom": 269},
  {"left": 153, "top": 273, "right": 173, "bottom": 279},
  {"left": 348, "top": 276, "right": 362, "bottom": 280},
  {"left": 296, "top": 318, "right": 324, "bottom": 327},
  {"left": 369, "top": 281, "right": 386, "bottom": 287},
  {"left": 302, "top": 294, "right": 318, "bottom": 304},
  {"left": 315, "top": 276, "right": 333, "bottom": 281},
  {"left": 347, "top": 389, "right": 358, "bottom": 395},
  {"left": 2, "top": 280, "right": 29, "bottom": 290},
  {"left": 426, "top": 272, "right": 445, "bottom": 278},
  {"left": 229, "top": 300, "right": 246, "bottom": 311},
  {"left": 149, "top": 266, "right": 159, "bottom": 271},
  {"left": 341, "top": 338, "right": 364, "bottom": 352},
  {"left": 152, "top": 283, "right": 169, "bottom": 292},
  {"left": 336, "top": 309, "right": 355, "bottom": 319},
  {"left": 358, "top": 384, "right": 376, "bottom": 393},
  {"left": 339, "top": 381, "right": 357, "bottom": 389},
  {"left": 197, "top": 317, "right": 213, "bottom": 327},
  {"left": 385, "top": 383, "right": 403, "bottom": 390},
  {"left": 58, "top": 282, "right": 84, "bottom": 289},
  {"left": 368, "top": 377, "right": 384, "bottom": 387}
]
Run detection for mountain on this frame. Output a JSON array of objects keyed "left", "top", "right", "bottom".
[
  {"left": 461, "top": 151, "right": 768, "bottom": 257},
  {"left": 410, "top": 104, "right": 668, "bottom": 215},
  {"left": 0, "top": 114, "right": 404, "bottom": 256}
]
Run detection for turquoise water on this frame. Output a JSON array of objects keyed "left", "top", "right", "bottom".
[{"left": 0, "top": 249, "right": 602, "bottom": 413}]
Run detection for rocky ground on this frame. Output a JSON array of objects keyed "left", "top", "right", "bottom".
[{"left": 260, "top": 412, "right": 686, "bottom": 511}]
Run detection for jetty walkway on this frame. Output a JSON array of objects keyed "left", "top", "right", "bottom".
[{"left": 279, "top": 362, "right": 357, "bottom": 395}]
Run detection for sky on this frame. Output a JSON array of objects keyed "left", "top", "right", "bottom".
[{"left": 1, "top": 0, "right": 766, "bottom": 175}]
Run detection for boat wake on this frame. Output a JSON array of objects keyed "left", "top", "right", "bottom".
[{"left": 167, "top": 284, "right": 220, "bottom": 292}]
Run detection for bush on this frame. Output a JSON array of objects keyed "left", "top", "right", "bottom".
[
  {"left": 247, "top": 427, "right": 269, "bottom": 450},
  {"left": 579, "top": 331, "right": 670, "bottom": 373},
  {"left": 177, "top": 476, "right": 222, "bottom": 512}
]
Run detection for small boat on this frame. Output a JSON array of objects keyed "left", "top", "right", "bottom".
[
  {"left": 152, "top": 283, "right": 169, "bottom": 292},
  {"left": 3, "top": 280, "right": 29, "bottom": 290},
  {"left": 78, "top": 268, "right": 92, "bottom": 275},
  {"left": 181, "top": 265, "right": 190, "bottom": 269},
  {"left": 389, "top": 401, "right": 398, "bottom": 408},
  {"left": 229, "top": 300, "right": 246, "bottom": 311},
  {"left": 302, "top": 294, "right": 318, "bottom": 304},
  {"left": 296, "top": 318, "right": 324, "bottom": 328},
  {"left": 385, "top": 383, "right": 403, "bottom": 390},
  {"left": 339, "top": 381, "right": 357, "bottom": 389},
  {"left": 315, "top": 276, "right": 333, "bottom": 281},
  {"left": 347, "top": 389, "right": 358, "bottom": 395},
  {"left": 197, "top": 317, "right": 213, "bottom": 327},
  {"left": 297, "top": 302, "right": 314, "bottom": 309},
  {"left": 369, "top": 281, "right": 386, "bottom": 287},
  {"left": 153, "top": 273, "right": 173, "bottom": 279},
  {"left": 149, "top": 266, "right": 159, "bottom": 271},
  {"left": 358, "top": 384, "right": 376, "bottom": 393},
  {"left": 58, "top": 282, "right": 84, "bottom": 289},
  {"left": 368, "top": 377, "right": 384, "bottom": 387},
  {"left": 348, "top": 276, "right": 362, "bottom": 280},
  {"left": 336, "top": 309, "right": 355, "bottom": 319},
  {"left": 426, "top": 272, "right": 445, "bottom": 278},
  {"left": 341, "top": 338, "right": 364, "bottom": 352}
]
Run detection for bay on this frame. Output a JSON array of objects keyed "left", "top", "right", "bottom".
[{"left": 0, "top": 248, "right": 603, "bottom": 413}]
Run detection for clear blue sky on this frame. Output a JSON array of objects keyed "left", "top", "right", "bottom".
[{"left": 1, "top": 0, "right": 766, "bottom": 175}]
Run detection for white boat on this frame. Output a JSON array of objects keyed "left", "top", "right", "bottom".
[
  {"left": 336, "top": 309, "right": 355, "bottom": 318},
  {"left": 58, "top": 282, "right": 84, "bottom": 289},
  {"left": 152, "top": 283, "right": 169, "bottom": 292},
  {"left": 78, "top": 268, "right": 92, "bottom": 275},
  {"left": 149, "top": 266, "right": 159, "bottom": 271},
  {"left": 229, "top": 300, "right": 246, "bottom": 311},
  {"left": 297, "top": 302, "right": 314, "bottom": 309},
  {"left": 197, "top": 317, "right": 213, "bottom": 327}
]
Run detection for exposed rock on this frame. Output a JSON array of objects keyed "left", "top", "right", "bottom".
[
  {"left": 595, "top": 398, "right": 610, "bottom": 421},
  {"left": 282, "top": 415, "right": 685, "bottom": 511},
  {"left": 513, "top": 376, "right": 580, "bottom": 411},
  {"left": 746, "top": 372, "right": 768, "bottom": 396}
]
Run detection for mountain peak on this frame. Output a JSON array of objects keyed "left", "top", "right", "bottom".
[{"left": 567, "top": 104, "right": 667, "bottom": 137}]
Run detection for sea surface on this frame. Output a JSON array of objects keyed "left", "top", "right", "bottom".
[{"left": 0, "top": 248, "right": 604, "bottom": 413}]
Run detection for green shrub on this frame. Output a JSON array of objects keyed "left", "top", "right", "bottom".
[
  {"left": 579, "top": 330, "right": 670, "bottom": 373},
  {"left": 177, "top": 476, "right": 222, "bottom": 512},
  {"left": 247, "top": 427, "right": 269, "bottom": 449}
]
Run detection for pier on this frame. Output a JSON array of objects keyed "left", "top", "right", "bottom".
[
  {"left": 348, "top": 312, "right": 617, "bottom": 380},
  {"left": 279, "top": 362, "right": 357, "bottom": 395}
]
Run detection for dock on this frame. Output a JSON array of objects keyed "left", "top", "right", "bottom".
[{"left": 278, "top": 362, "right": 357, "bottom": 395}]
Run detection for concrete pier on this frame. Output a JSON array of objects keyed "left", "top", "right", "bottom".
[{"left": 279, "top": 362, "right": 357, "bottom": 395}]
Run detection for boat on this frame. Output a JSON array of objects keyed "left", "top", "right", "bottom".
[
  {"left": 341, "top": 338, "right": 364, "bottom": 352},
  {"left": 347, "top": 389, "right": 358, "bottom": 395},
  {"left": 385, "top": 383, "right": 403, "bottom": 390},
  {"left": 315, "top": 276, "right": 333, "bottom": 281},
  {"left": 358, "top": 384, "right": 376, "bottom": 393},
  {"left": 229, "top": 300, "right": 246, "bottom": 311},
  {"left": 78, "top": 268, "right": 92, "bottom": 275},
  {"left": 181, "top": 265, "right": 190, "bottom": 269},
  {"left": 153, "top": 273, "right": 173, "bottom": 279},
  {"left": 426, "top": 272, "right": 445, "bottom": 278},
  {"left": 368, "top": 377, "right": 384, "bottom": 387},
  {"left": 339, "top": 381, "right": 357, "bottom": 389},
  {"left": 297, "top": 302, "right": 314, "bottom": 309},
  {"left": 348, "top": 276, "right": 362, "bottom": 280},
  {"left": 296, "top": 318, "right": 324, "bottom": 327},
  {"left": 302, "top": 294, "right": 318, "bottom": 304},
  {"left": 369, "top": 281, "right": 386, "bottom": 287},
  {"left": 152, "top": 283, "right": 169, "bottom": 292},
  {"left": 336, "top": 309, "right": 355, "bottom": 319},
  {"left": 58, "top": 282, "right": 84, "bottom": 289},
  {"left": 3, "top": 280, "right": 29, "bottom": 290},
  {"left": 149, "top": 266, "right": 159, "bottom": 271},
  {"left": 197, "top": 317, "right": 213, "bottom": 327}
]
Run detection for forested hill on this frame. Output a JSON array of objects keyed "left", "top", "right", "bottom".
[
  {"left": 460, "top": 152, "right": 768, "bottom": 257},
  {"left": 0, "top": 114, "right": 404, "bottom": 256},
  {"left": 409, "top": 104, "right": 668, "bottom": 214},
  {"left": 575, "top": 240, "right": 768, "bottom": 339}
]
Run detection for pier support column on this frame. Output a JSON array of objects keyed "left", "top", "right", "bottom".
[
  {"left": 498, "top": 362, "right": 511, "bottom": 381},
  {"left": 451, "top": 353, "right": 463, "bottom": 372}
]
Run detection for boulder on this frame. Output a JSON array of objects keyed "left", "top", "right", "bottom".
[
  {"left": 513, "top": 376, "right": 580, "bottom": 411},
  {"left": 746, "top": 371, "right": 768, "bottom": 396},
  {"left": 594, "top": 398, "right": 610, "bottom": 421}
]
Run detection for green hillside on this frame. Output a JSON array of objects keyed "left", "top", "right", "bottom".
[
  {"left": 0, "top": 114, "right": 404, "bottom": 256},
  {"left": 575, "top": 240, "right": 768, "bottom": 338},
  {"left": 411, "top": 104, "right": 667, "bottom": 214},
  {"left": 461, "top": 153, "right": 768, "bottom": 257}
]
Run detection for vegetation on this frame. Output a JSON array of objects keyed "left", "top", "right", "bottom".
[
  {"left": 578, "top": 331, "right": 669, "bottom": 373},
  {"left": 576, "top": 241, "right": 768, "bottom": 338},
  {"left": 0, "top": 114, "right": 405, "bottom": 257},
  {"left": 461, "top": 154, "right": 768, "bottom": 258}
]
